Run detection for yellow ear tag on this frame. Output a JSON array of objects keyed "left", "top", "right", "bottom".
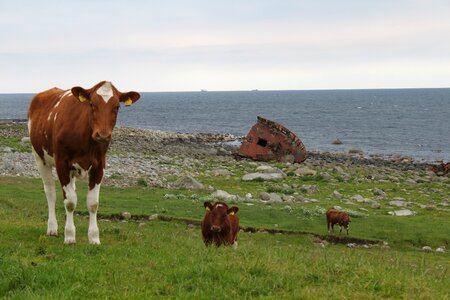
[
  {"left": 229, "top": 211, "right": 235, "bottom": 216},
  {"left": 124, "top": 98, "right": 133, "bottom": 106},
  {"left": 206, "top": 207, "right": 210, "bottom": 211},
  {"left": 79, "top": 95, "right": 87, "bottom": 103}
]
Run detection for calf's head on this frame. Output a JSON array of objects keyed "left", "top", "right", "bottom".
[
  {"left": 204, "top": 201, "right": 239, "bottom": 233},
  {"left": 71, "top": 81, "right": 140, "bottom": 143}
]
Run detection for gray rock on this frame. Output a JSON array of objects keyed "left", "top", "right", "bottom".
[
  {"left": 295, "top": 167, "right": 317, "bottom": 176},
  {"left": 332, "top": 139, "right": 343, "bottom": 145},
  {"left": 405, "top": 178, "right": 417, "bottom": 184},
  {"left": 172, "top": 176, "right": 204, "bottom": 190},
  {"left": 422, "top": 246, "right": 432, "bottom": 252},
  {"left": 267, "top": 193, "right": 282, "bottom": 203},
  {"left": 332, "top": 190, "right": 343, "bottom": 199},
  {"left": 372, "top": 188, "right": 386, "bottom": 198},
  {"left": 436, "top": 246, "right": 446, "bottom": 253},
  {"left": 333, "top": 206, "right": 343, "bottom": 211},
  {"left": 212, "top": 190, "right": 237, "bottom": 201},
  {"left": 242, "top": 173, "right": 284, "bottom": 181},
  {"left": 121, "top": 212, "right": 131, "bottom": 220},
  {"left": 21, "top": 137, "right": 30, "bottom": 143},
  {"left": 282, "top": 195, "right": 295, "bottom": 202},
  {"left": 371, "top": 202, "right": 381, "bottom": 209},
  {"left": 0, "top": 147, "right": 13, "bottom": 153},
  {"left": 260, "top": 192, "right": 270, "bottom": 201},
  {"left": 351, "top": 194, "right": 371, "bottom": 203},
  {"left": 300, "top": 184, "right": 319, "bottom": 194},
  {"left": 256, "top": 165, "right": 283, "bottom": 174},
  {"left": 388, "top": 209, "right": 415, "bottom": 216},
  {"left": 347, "top": 243, "right": 357, "bottom": 248},
  {"left": 211, "top": 169, "right": 233, "bottom": 176},
  {"left": 321, "top": 172, "right": 334, "bottom": 181},
  {"left": 148, "top": 214, "right": 159, "bottom": 220},
  {"left": 389, "top": 200, "right": 407, "bottom": 207}
]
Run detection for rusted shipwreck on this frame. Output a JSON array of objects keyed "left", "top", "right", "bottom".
[{"left": 236, "top": 116, "right": 307, "bottom": 163}]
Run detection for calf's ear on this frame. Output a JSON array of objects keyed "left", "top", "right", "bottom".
[
  {"left": 204, "top": 201, "right": 213, "bottom": 211},
  {"left": 228, "top": 206, "right": 239, "bottom": 215},
  {"left": 120, "top": 91, "right": 141, "bottom": 106},
  {"left": 71, "top": 86, "right": 90, "bottom": 103}
]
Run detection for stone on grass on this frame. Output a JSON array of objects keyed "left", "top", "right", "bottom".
[
  {"left": 211, "top": 169, "right": 233, "bottom": 176},
  {"left": 212, "top": 190, "right": 237, "bottom": 201},
  {"left": 255, "top": 165, "right": 283, "bottom": 174},
  {"left": 242, "top": 173, "right": 284, "bottom": 181},
  {"left": 436, "top": 246, "right": 446, "bottom": 253},
  {"left": 371, "top": 202, "right": 381, "bottom": 209},
  {"left": 389, "top": 200, "right": 407, "bottom": 207},
  {"left": 121, "top": 212, "right": 131, "bottom": 220},
  {"left": 172, "top": 176, "right": 204, "bottom": 190},
  {"left": 332, "top": 190, "right": 343, "bottom": 199},
  {"left": 300, "top": 184, "right": 319, "bottom": 194},
  {"left": 295, "top": 167, "right": 317, "bottom": 176},
  {"left": 148, "top": 214, "right": 159, "bottom": 221},
  {"left": 388, "top": 209, "right": 415, "bottom": 216},
  {"left": 422, "top": 246, "right": 432, "bottom": 252},
  {"left": 351, "top": 194, "right": 371, "bottom": 203}
]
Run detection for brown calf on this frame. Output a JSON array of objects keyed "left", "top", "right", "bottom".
[
  {"left": 201, "top": 201, "right": 239, "bottom": 247},
  {"left": 326, "top": 209, "right": 351, "bottom": 236},
  {"left": 28, "top": 81, "right": 140, "bottom": 244}
]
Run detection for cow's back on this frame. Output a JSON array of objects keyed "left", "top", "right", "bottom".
[{"left": 28, "top": 88, "right": 65, "bottom": 159}]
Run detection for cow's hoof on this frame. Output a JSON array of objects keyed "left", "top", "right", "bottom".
[
  {"left": 47, "top": 230, "right": 58, "bottom": 236},
  {"left": 89, "top": 239, "right": 101, "bottom": 245},
  {"left": 64, "top": 238, "right": 76, "bottom": 245}
]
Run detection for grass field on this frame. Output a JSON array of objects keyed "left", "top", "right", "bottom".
[{"left": 0, "top": 176, "right": 449, "bottom": 299}]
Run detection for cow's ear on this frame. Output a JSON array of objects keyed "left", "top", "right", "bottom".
[
  {"left": 228, "top": 206, "right": 239, "bottom": 215},
  {"left": 120, "top": 91, "right": 141, "bottom": 107},
  {"left": 204, "top": 201, "right": 213, "bottom": 211},
  {"left": 71, "top": 86, "right": 90, "bottom": 103}
]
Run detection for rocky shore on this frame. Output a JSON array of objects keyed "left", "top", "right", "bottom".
[{"left": 0, "top": 124, "right": 446, "bottom": 190}]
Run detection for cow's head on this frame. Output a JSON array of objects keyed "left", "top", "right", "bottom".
[
  {"left": 71, "top": 81, "right": 140, "bottom": 143},
  {"left": 204, "top": 201, "right": 239, "bottom": 233}
]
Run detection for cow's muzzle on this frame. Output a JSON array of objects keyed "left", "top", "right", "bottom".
[
  {"left": 211, "top": 225, "right": 222, "bottom": 233},
  {"left": 93, "top": 132, "right": 111, "bottom": 143}
]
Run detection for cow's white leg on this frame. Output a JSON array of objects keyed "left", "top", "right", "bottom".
[
  {"left": 63, "top": 176, "right": 77, "bottom": 244},
  {"left": 86, "top": 184, "right": 101, "bottom": 245},
  {"left": 32, "top": 149, "right": 58, "bottom": 236}
]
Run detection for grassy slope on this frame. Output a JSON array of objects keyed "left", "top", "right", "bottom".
[{"left": 0, "top": 176, "right": 449, "bottom": 299}]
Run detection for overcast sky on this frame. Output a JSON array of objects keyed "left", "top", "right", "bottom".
[{"left": 0, "top": 0, "right": 449, "bottom": 92}]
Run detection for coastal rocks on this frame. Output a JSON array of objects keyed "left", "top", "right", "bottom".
[
  {"left": 242, "top": 173, "right": 284, "bottom": 181},
  {"left": 171, "top": 176, "right": 204, "bottom": 190},
  {"left": 388, "top": 209, "right": 415, "bottom": 216},
  {"left": 332, "top": 139, "right": 343, "bottom": 145}
]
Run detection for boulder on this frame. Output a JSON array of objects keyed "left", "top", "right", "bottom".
[
  {"left": 332, "top": 190, "right": 343, "bottom": 199},
  {"left": 172, "top": 176, "right": 204, "bottom": 190},
  {"left": 211, "top": 169, "right": 233, "bottom": 176},
  {"left": 388, "top": 209, "right": 415, "bottom": 216},
  {"left": 351, "top": 194, "right": 371, "bottom": 203},
  {"left": 212, "top": 190, "right": 237, "bottom": 201},
  {"left": 389, "top": 200, "right": 407, "bottom": 207},
  {"left": 332, "top": 139, "right": 343, "bottom": 145},
  {"left": 300, "top": 184, "right": 319, "bottom": 194},
  {"left": 422, "top": 246, "right": 432, "bottom": 252},
  {"left": 436, "top": 246, "right": 446, "bottom": 253},
  {"left": 121, "top": 212, "right": 131, "bottom": 220},
  {"left": 255, "top": 165, "right": 283, "bottom": 174},
  {"left": 242, "top": 173, "right": 284, "bottom": 181},
  {"left": 295, "top": 167, "right": 317, "bottom": 176}
]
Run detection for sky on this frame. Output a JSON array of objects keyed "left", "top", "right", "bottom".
[{"left": 0, "top": 0, "right": 449, "bottom": 92}]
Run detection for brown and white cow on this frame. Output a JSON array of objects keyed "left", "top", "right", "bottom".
[
  {"left": 201, "top": 201, "right": 239, "bottom": 247},
  {"left": 326, "top": 209, "right": 351, "bottom": 236},
  {"left": 28, "top": 81, "right": 140, "bottom": 244}
]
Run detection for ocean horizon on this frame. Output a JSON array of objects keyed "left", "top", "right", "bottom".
[{"left": 1, "top": 88, "right": 449, "bottom": 162}]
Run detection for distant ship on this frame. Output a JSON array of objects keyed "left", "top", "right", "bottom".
[
  {"left": 251, "top": 89, "right": 259, "bottom": 92},
  {"left": 201, "top": 89, "right": 208, "bottom": 92}
]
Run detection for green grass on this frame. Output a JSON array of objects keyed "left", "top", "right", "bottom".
[{"left": 0, "top": 176, "right": 449, "bottom": 299}]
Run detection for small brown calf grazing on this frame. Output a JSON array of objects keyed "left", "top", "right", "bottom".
[
  {"left": 201, "top": 201, "right": 239, "bottom": 247},
  {"left": 326, "top": 209, "right": 351, "bottom": 236}
]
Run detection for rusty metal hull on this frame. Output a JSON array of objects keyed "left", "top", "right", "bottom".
[{"left": 237, "top": 116, "right": 307, "bottom": 163}]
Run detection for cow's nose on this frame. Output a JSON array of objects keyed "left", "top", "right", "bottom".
[
  {"left": 93, "top": 132, "right": 111, "bottom": 143},
  {"left": 211, "top": 225, "right": 221, "bottom": 232}
]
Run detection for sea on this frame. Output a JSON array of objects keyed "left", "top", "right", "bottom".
[{"left": 1, "top": 88, "right": 449, "bottom": 162}]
